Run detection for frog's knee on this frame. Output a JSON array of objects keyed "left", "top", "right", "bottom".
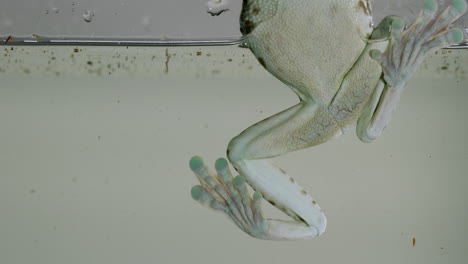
[{"left": 227, "top": 136, "right": 244, "bottom": 163}]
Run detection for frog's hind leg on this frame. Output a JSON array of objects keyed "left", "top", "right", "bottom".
[
  {"left": 370, "top": 0, "right": 466, "bottom": 89},
  {"left": 190, "top": 101, "right": 342, "bottom": 240}
]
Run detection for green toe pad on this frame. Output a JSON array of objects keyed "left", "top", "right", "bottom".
[
  {"left": 189, "top": 156, "right": 204, "bottom": 170},
  {"left": 369, "top": 49, "right": 381, "bottom": 60},
  {"left": 191, "top": 185, "right": 204, "bottom": 200},
  {"left": 253, "top": 191, "right": 263, "bottom": 200},
  {"left": 453, "top": 0, "right": 467, "bottom": 13},
  {"left": 215, "top": 158, "right": 228, "bottom": 171},
  {"left": 449, "top": 28, "right": 464, "bottom": 43},
  {"left": 424, "top": 0, "right": 437, "bottom": 13},
  {"left": 392, "top": 18, "right": 404, "bottom": 30},
  {"left": 234, "top": 175, "right": 246, "bottom": 186}
]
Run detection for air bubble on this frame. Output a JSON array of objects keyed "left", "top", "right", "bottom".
[
  {"left": 83, "top": 10, "right": 94, "bottom": 22},
  {"left": 205, "top": 0, "right": 230, "bottom": 16},
  {"left": 141, "top": 16, "right": 151, "bottom": 32}
]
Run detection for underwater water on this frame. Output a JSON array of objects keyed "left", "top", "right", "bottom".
[{"left": 0, "top": 45, "right": 467, "bottom": 264}]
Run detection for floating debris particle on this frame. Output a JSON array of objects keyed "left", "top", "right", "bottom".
[
  {"left": 4, "top": 35, "right": 12, "bottom": 44},
  {"left": 164, "top": 48, "right": 171, "bottom": 74},
  {"left": 412, "top": 237, "right": 416, "bottom": 247},
  {"left": 141, "top": 16, "right": 151, "bottom": 29},
  {"left": 83, "top": 10, "right": 94, "bottom": 22}
]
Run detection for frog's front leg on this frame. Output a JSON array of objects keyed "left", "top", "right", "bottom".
[
  {"left": 357, "top": 0, "right": 467, "bottom": 142},
  {"left": 191, "top": 102, "right": 341, "bottom": 240}
]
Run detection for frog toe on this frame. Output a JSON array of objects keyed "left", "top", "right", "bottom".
[
  {"left": 189, "top": 156, "right": 269, "bottom": 238},
  {"left": 371, "top": 0, "right": 467, "bottom": 87},
  {"left": 251, "top": 191, "right": 266, "bottom": 226},
  {"left": 452, "top": 0, "right": 467, "bottom": 14},
  {"left": 191, "top": 185, "right": 227, "bottom": 211},
  {"left": 448, "top": 28, "right": 464, "bottom": 44},
  {"left": 407, "top": 0, "right": 466, "bottom": 61},
  {"left": 420, "top": 27, "right": 464, "bottom": 56},
  {"left": 423, "top": 0, "right": 438, "bottom": 13}
]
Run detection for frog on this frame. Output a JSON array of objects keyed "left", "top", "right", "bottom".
[{"left": 189, "top": 0, "right": 467, "bottom": 240}]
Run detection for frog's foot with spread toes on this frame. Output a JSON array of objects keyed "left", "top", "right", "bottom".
[
  {"left": 370, "top": 0, "right": 466, "bottom": 89},
  {"left": 189, "top": 156, "right": 269, "bottom": 239}
]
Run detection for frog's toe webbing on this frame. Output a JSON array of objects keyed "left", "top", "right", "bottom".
[
  {"left": 189, "top": 156, "right": 268, "bottom": 238},
  {"left": 370, "top": 0, "right": 466, "bottom": 88}
]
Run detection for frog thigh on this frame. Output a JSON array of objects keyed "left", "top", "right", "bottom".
[{"left": 328, "top": 41, "right": 387, "bottom": 129}]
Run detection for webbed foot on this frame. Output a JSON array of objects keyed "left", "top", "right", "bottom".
[
  {"left": 370, "top": 0, "right": 467, "bottom": 88},
  {"left": 189, "top": 156, "right": 269, "bottom": 239}
]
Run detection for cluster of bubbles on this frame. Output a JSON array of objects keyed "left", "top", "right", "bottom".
[{"left": 44, "top": 2, "right": 94, "bottom": 23}]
